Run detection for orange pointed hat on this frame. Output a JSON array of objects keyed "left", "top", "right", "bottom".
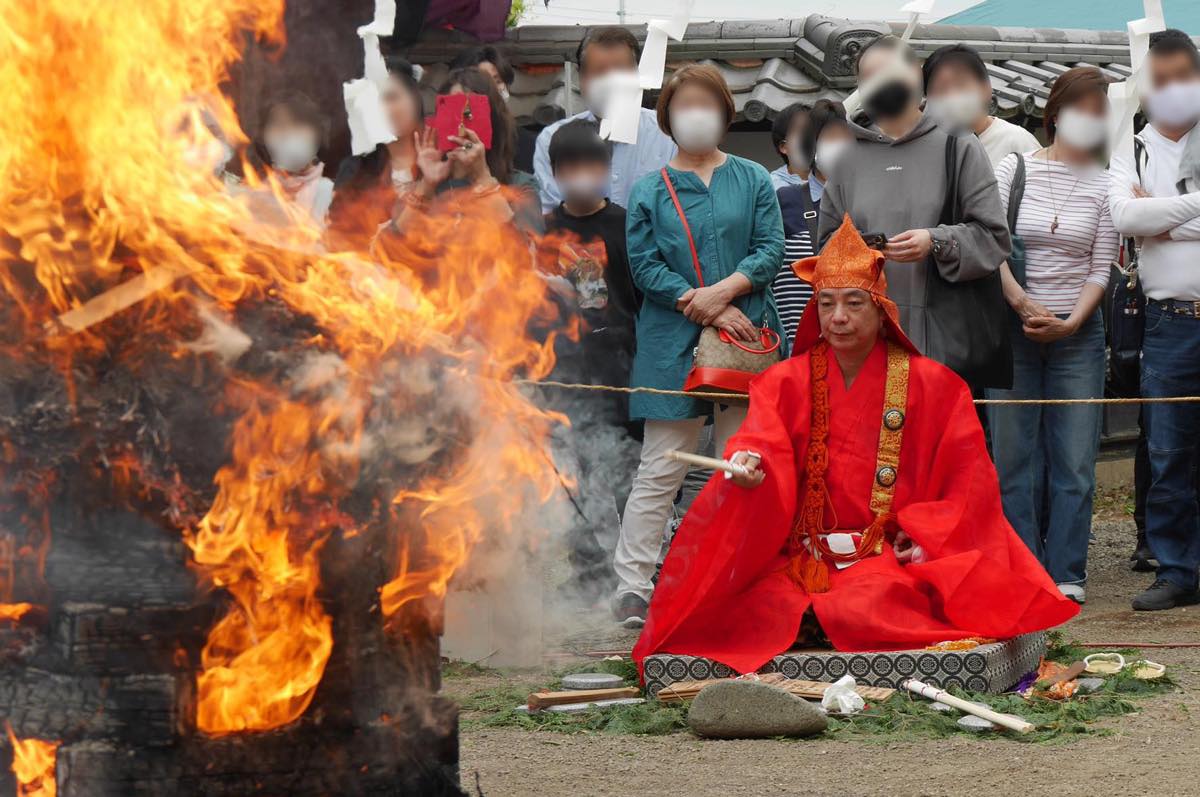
[{"left": 790, "top": 214, "right": 917, "bottom": 354}]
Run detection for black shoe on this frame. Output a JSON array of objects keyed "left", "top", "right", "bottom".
[
  {"left": 1132, "top": 578, "right": 1200, "bottom": 611},
  {"left": 1130, "top": 531, "right": 1158, "bottom": 573},
  {"left": 613, "top": 593, "right": 648, "bottom": 629}
]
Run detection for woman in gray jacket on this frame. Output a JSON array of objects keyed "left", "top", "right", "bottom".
[{"left": 819, "top": 35, "right": 1011, "bottom": 388}]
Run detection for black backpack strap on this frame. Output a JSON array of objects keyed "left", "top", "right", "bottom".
[
  {"left": 797, "top": 183, "right": 820, "bottom": 245},
  {"left": 939, "top": 135, "right": 960, "bottom": 225},
  {"left": 1006, "top": 153, "right": 1025, "bottom": 233}
]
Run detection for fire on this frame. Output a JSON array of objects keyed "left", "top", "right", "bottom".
[
  {"left": 0, "top": 0, "right": 560, "bottom": 737},
  {"left": 0, "top": 603, "right": 35, "bottom": 623},
  {"left": 5, "top": 725, "right": 57, "bottom": 797}
]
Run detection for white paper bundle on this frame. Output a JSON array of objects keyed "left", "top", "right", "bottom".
[
  {"left": 344, "top": 78, "right": 396, "bottom": 155},
  {"left": 1108, "top": 1, "right": 1166, "bottom": 163}
]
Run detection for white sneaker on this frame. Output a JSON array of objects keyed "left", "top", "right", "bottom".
[{"left": 1057, "top": 583, "right": 1085, "bottom": 604}]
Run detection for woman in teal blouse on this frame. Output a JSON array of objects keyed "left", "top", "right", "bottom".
[{"left": 612, "top": 64, "right": 785, "bottom": 626}]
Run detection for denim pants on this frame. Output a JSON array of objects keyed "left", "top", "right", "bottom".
[
  {"left": 988, "top": 311, "right": 1105, "bottom": 586},
  {"left": 1141, "top": 303, "right": 1200, "bottom": 592}
]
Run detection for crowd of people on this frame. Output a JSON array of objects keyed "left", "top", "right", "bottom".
[{"left": 225, "top": 24, "right": 1200, "bottom": 631}]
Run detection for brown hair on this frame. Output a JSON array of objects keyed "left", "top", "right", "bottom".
[
  {"left": 1044, "top": 66, "right": 1111, "bottom": 142},
  {"left": 441, "top": 67, "right": 518, "bottom": 185},
  {"left": 655, "top": 64, "right": 736, "bottom": 138}
]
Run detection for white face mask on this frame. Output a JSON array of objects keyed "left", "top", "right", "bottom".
[
  {"left": 786, "top": 135, "right": 810, "bottom": 171},
  {"left": 1054, "top": 108, "right": 1108, "bottom": 150},
  {"left": 814, "top": 139, "right": 851, "bottom": 177},
  {"left": 1145, "top": 80, "right": 1200, "bottom": 129},
  {"left": 583, "top": 72, "right": 616, "bottom": 118},
  {"left": 926, "top": 90, "right": 985, "bottom": 133},
  {"left": 670, "top": 107, "right": 725, "bottom": 153},
  {"left": 557, "top": 174, "right": 609, "bottom": 204},
  {"left": 265, "top": 131, "right": 318, "bottom": 173},
  {"left": 499, "top": 86, "right": 511, "bottom": 102}
]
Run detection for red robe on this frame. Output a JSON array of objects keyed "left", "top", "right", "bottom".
[{"left": 634, "top": 340, "right": 1079, "bottom": 677}]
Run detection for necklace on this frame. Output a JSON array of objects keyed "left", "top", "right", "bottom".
[{"left": 1043, "top": 147, "right": 1080, "bottom": 234}]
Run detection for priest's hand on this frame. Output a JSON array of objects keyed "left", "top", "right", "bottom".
[
  {"left": 728, "top": 451, "right": 764, "bottom": 489},
  {"left": 893, "top": 529, "right": 916, "bottom": 563}
]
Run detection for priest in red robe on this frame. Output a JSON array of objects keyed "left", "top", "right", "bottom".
[{"left": 634, "top": 217, "right": 1078, "bottom": 677}]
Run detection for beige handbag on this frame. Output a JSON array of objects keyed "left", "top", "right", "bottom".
[{"left": 660, "top": 168, "right": 782, "bottom": 399}]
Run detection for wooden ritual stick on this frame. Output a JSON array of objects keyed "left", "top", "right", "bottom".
[
  {"left": 665, "top": 450, "right": 749, "bottom": 477},
  {"left": 902, "top": 679, "right": 1035, "bottom": 734},
  {"left": 527, "top": 687, "right": 639, "bottom": 711}
]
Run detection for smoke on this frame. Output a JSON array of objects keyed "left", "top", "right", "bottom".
[{"left": 183, "top": 305, "right": 253, "bottom": 366}]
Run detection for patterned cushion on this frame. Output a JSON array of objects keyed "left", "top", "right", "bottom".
[{"left": 644, "top": 633, "right": 1046, "bottom": 698}]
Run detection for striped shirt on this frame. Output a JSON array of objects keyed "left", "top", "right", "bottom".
[
  {"left": 775, "top": 183, "right": 818, "bottom": 344},
  {"left": 996, "top": 153, "right": 1118, "bottom": 315}
]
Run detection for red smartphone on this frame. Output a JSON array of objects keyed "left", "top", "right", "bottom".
[{"left": 431, "top": 93, "right": 493, "bottom": 153}]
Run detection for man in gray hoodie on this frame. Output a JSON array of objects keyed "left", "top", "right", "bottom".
[{"left": 819, "top": 35, "right": 1011, "bottom": 386}]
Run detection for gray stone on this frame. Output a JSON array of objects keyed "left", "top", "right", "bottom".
[
  {"left": 687, "top": 681, "right": 828, "bottom": 740},
  {"left": 957, "top": 715, "right": 998, "bottom": 732},
  {"left": 561, "top": 672, "right": 625, "bottom": 691},
  {"left": 1076, "top": 678, "right": 1106, "bottom": 694}
]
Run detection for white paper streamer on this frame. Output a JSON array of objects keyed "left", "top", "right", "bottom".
[
  {"left": 601, "top": 0, "right": 694, "bottom": 143},
  {"left": 356, "top": 0, "right": 396, "bottom": 36},
  {"left": 363, "top": 33, "right": 388, "bottom": 88},
  {"left": 344, "top": 0, "right": 400, "bottom": 156},
  {"left": 1108, "top": 0, "right": 1166, "bottom": 163},
  {"left": 344, "top": 78, "right": 397, "bottom": 155},
  {"left": 647, "top": 0, "right": 694, "bottom": 40},
  {"left": 599, "top": 72, "right": 644, "bottom": 145}
]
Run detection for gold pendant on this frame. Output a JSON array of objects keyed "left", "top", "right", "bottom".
[{"left": 1051, "top": 216, "right": 1059, "bottom": 234}]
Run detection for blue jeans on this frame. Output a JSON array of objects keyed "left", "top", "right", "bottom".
[
  {"left": 988, "top": 311, "right": 1105, "bottom": 586},
  {"left": 1141, "top": 303, "right": 1200, "bottom": 592}
]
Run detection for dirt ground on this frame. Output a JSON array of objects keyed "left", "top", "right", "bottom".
[{"left": 447, "top": 500, "right": 1200, "bottom": 797}]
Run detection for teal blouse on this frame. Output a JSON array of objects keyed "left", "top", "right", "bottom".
[{"left": 625, "top": 155, "right": 785, "bottom": 421}]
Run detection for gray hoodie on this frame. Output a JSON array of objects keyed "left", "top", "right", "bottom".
[{"left": 818, "top": 114, "right": 1011, "bottom": 355}]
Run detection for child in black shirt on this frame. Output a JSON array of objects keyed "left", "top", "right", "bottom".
[
  {"left": 538, "top": 120, "right": 642, "bottom": 606},
  {"left": 541, "top": 120, "right": 640, "bottom": 401}
]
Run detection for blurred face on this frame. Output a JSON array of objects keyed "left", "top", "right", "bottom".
[
  {"left": 780, "top": 112, "right": 810, "bottom": 166},
  {"left": 813, "top": 123, "right": 854, "bottom": 178},
  {"left": 1052, "top": 93, "right": 1109, "bottom": 151},
  {"left": 476, "top": 61, "right": 508, "bottom": 98},
  {"left": 262, "top": 105, "right": 320, "bottom": 173},
  {"left": 382, "top": 74, "right": 422, "bottom": 139},
  {"left": 1150, "top": 50, "right": 1200, "bottom": 91},
  {"left": 817, "top": 288, "right": 882, "bottom": 355},
  {"left": 554, "top": 160, "right": 609, "bottom": 206},
  {"left": 579, "top": 42, "right": 638, "bottom": 93},
  {"left": 858, "top": 46, "right": 922, "bottom": 120},
  {"left": 1145, "top": 50, "right": 1200, "bottom": 131},
  {"left": 925, "top": 61, "right": 990, "bottom": 130},
  {"left": 668, "top": 82, "right": 728, "bottom": 154}
]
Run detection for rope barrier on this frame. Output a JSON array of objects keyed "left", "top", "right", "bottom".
[{"left": 516, "top": 379, "right": 1200, "bottom": 406}]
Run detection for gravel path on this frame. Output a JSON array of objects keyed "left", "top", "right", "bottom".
[{"left": 451, "top": 509, "right": 1200, "bottom": 797}]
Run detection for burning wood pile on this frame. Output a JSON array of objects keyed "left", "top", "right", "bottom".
[{"left": 0, "top": 1, "right": 559, "bottom": 794}]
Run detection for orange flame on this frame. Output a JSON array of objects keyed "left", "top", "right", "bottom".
[
  {"left": 5, "top": 725, "right": 57, "bottom": 797},
  {"left": 0, "top": 603, "right": 35, "bottom": 623},
  {"left": 1, "top": 0, "right": 560, "bottom": 735}
]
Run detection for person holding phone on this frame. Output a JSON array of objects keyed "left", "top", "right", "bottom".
[
  {"left": 386, "top": 67, "right": 542, "bottom": 236},
  {"left": 611, "top": 64, "right": 784, "bottom": 628},
  {"left": 818, "top": 36, "right": 1011, "bottom": 390}
]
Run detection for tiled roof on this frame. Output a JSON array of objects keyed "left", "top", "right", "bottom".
[{"left": 404, "top": 15, "right": 1146, "bottom": 127}]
